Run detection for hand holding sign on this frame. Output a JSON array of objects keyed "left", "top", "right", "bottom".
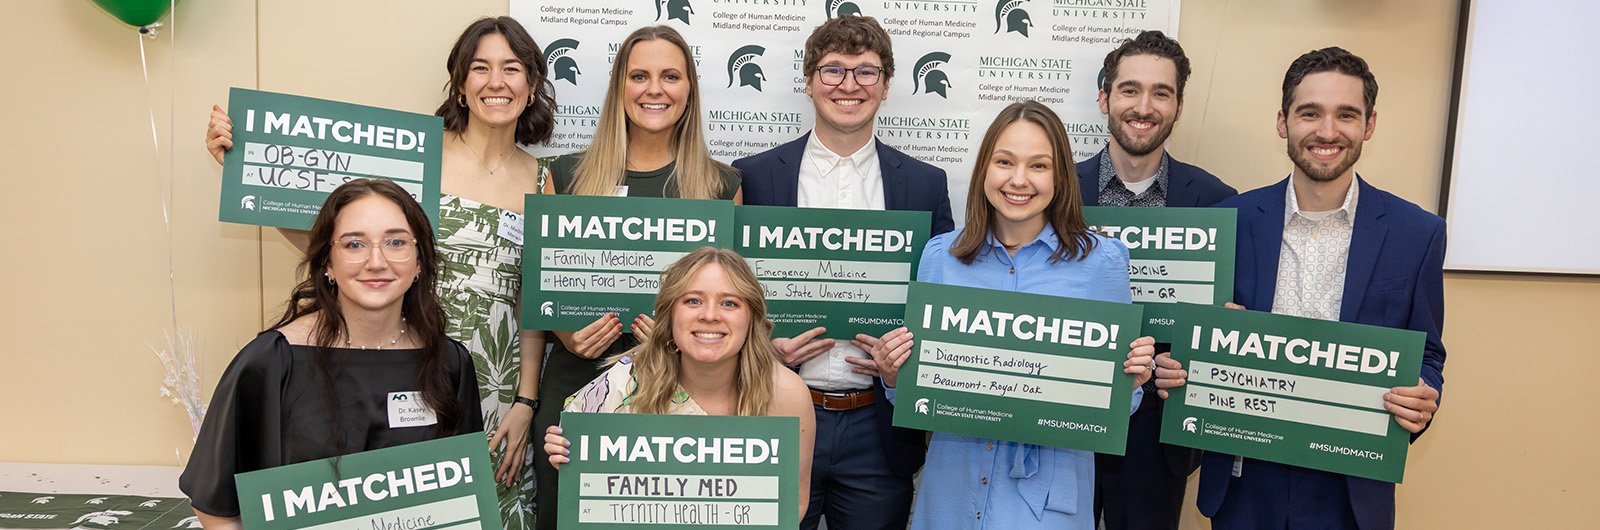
[
  {"left": 1384, "top": 379, "right": 1440, "bottom": 433},
  {"left": 632, "top": 314, "right": 657, "bottom": 343},
  {"left": 1153, "top": 351, "right": 1188, "bottom": 400},
  {"left": 544, "top": 425, "right": 571, "bottom": 469},
  {"left": 557, "top": 313, "right": 623, "bottom": 360},
  {"left": 207, "top": 104, "right": 232, "bottom": 165},
  {"left": 773, "top": 326, "right": 834, "bottom": 367},
  {"left": 868, "top": 327, "right": 914, "bottom": 387},
  {"left": 1122, "top": 336, "right": 1158, "bottom": 389}
]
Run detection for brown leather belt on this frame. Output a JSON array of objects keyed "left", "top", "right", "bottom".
[{"left": 810, "top": 388, "right": 876, "bottom": 411}]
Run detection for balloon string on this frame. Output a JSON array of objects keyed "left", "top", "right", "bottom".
[{"left": 138, "top": 19, "right": 179, "bottom": 336}]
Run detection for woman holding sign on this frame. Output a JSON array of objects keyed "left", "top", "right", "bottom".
[
  {"left": 205, "top": 17, "right": 557, "bottom": 525},
  {"left": 539, "top": 247, "right": 815, "bottom": 518},
  {"left": 867, "top": 101, "right": 1157, "bottom": 530},
  {"left": 531, "top": 25, "right": 744, "bottom": 529},
  {"left": 180, "top": 179, "right": 483, "bottom": 530}
]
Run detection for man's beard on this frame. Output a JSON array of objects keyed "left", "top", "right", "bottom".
[
  {"left": 1108, "top": 112, "right": 1175, "bottom": 157},
  {"left": 1288, "top": 139, "right": 1363, "bottom": 182}
]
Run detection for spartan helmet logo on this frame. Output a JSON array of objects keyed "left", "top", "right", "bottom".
[
  {"left": 914, "top": 398, "right": 931, "bottom": 414},
  {"left": 72, "top": 510, "right": 133, "bottom": 527},
  {"left": 241, "top": 195, "right": 256, "bottom": 210},
  {"left": 545, "top": 38, "right": 581, "bottom": 85},
  {"left": 540, "top": 301, "right": 555, "bottom": 316},
  {"left": 826, "top": 0, "right": 864, "bottom": 18},
  {"left": 174, "top": 516, "right": 204, "bottom": 529},
  {"left": 655, "top": 0, "right": 694, "bottom": 24},
  {"left": 1182, "top": 417, "right": 1198, "bottom": 433},
  {"left": 995, "top": 0, "right": 1032, "bottom": 37},
  {"left": 727, "top": 45, "right": 767, "bottom": 91},
  {"left": 912, "top": 52, "right": 953, "bottom": 98}
]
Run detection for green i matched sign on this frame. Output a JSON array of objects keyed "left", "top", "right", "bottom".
[
  {"left": 521, "top": 195, "right": 736, "bottom": 331},
  {"left": 893, "top": 282, "right": 1146, "bottom": 454},
  {"left": 557, "top": 412, "right": 801, "bottom": 529},
  {"left": 234, "top": 433, "right": 501, "bottom": 530},
  {"left": 1159, "top": 303, "right": 1424, "bottom": 483},
  {"left": 218, "top": 88, "right": 443, "bottom": 230},
  {"left": 1083, "top": 206, "right": 1237, "bottom": 343},
  {"left": 735, "top": 205, "right": 929, "bottom": 338}
]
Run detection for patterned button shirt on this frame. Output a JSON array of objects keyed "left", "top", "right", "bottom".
[
  {"left": 1270, "top": 177, "right": 1359, "bottom": 321},
  {"left": 1097, "top": 150, "right": 1170, "bottom": 208}
]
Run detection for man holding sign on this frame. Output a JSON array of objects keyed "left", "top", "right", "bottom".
[
  {"left": 733, "top": 15, "right": 953, "bottom": 530},
  {"left": 1077, "top": 30, "right": 1238, "bottom": 530},
  {"left": 1154, "top": 48, "right": 1446, "bottom": 530}
]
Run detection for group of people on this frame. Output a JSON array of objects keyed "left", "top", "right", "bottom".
[{"left": 178, "top": 13, "right": 1446, "bottom": 530}]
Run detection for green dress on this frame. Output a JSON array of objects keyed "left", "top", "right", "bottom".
[{"left": 435, "top": 159, "right": 551, "bottom": 530}]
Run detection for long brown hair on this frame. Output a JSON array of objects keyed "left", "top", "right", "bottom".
[
  {"left": 950, "top": 100, "right": 1098, "bottom": 264},
  {"left": 435, "top": 16, "right": 557, "bottom": 146},
  {"left": 273, "top": 179, "right": 462, "bottom": 436},
  {"left": 622, "top": 247, "right": 778, "bottom": 416},
  {"left": 569, "top": 26, "right": 730, "bottom": 199}
]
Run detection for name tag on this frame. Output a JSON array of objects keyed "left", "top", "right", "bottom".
[
  {"left": 498, "top": 210, "right": 524, "bottom": 246},
  {"left": 387, "top": 391, "right": 438, "bottom": 429},
  {"left": 1232, "top": 456, "right": 1244, "bottom": 477}
]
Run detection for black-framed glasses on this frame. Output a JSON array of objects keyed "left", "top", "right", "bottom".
[
  {"left": 333, "top": 236, "right": 418, "bottom": 263},
  {"left": 815, "top": 65, "right": 884, "bottom": 86}
]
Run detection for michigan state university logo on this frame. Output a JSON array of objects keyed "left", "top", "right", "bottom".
[
  {"left": 825, "top": 0, "right": 864, "bottom": 18},
  {"left": 545, "top": 38, "right": 581, "bottom": 85},
  {"left": 727, "top": 45, "right": 767, "bottom": 91},
  {"left": 655, "top": 0, "right": 694, "bottom": 24},
  {"left": 912, "top": 52, "right": 953, "bottom": 98},
  {"left": 995, "top": 0, "right": 1032, "bottom": 37}
]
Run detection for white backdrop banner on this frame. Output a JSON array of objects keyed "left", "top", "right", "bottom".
[{"left": 512, "top": 0, "right": 1180, "bottom": 221}]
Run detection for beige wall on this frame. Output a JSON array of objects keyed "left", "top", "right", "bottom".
[{"left": 3, "top": 0, "right": 1595, "bottom": 526}]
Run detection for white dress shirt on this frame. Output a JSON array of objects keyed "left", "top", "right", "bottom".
[
  {"left": 1271, "top": 176, "right": 1359, "bottom": 322},
  {"left": 795, "top": 133, "right": 884, "bottom": 391}
]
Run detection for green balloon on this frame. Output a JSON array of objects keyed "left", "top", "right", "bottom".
[{"left": 91, "top": 0, "right": 174, "bottom": 28}]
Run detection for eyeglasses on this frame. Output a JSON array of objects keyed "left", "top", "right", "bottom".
[
  {"left": 333, "top": 236, "right": 418, "bottom": 263},
  {"left": 815, "top": 65, "right": 884, "bottom": 86}
]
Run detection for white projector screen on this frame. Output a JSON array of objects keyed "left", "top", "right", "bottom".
[{"left": 1443, "top": 0, "right": 1600, "bottom": 275}]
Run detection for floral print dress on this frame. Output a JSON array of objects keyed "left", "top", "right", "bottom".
[{"left": 435, "top": 164, "right": 546, "bottom": 530}]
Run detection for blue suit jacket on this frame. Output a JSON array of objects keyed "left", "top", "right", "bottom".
[
  {"left": 1200, "top": 177, "right": 1448, "bottom": 530},
  {"left": 1076, "top": 150, "right": 1238, "bottom": 207},
  {"left": 734, "top": 133, "right": 955, "bottom": 235},
  {"left": 733, "top": 133, "right": 954, "bottom": 478}
]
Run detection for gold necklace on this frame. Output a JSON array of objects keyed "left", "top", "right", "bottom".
[{"left": 463, "top": 138, "right": 512, "bottom": 176}]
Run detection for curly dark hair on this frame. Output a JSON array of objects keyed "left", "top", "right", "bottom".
[
  {"left": 1281, "top": 46, "right": 1378, "bottom": 118},
  {"left": 434, "top": 16, "right": 556, "bottom": 145},
  {"left": 803, "top": 15, "right": 896, "bottom": 80},
  {"left": 1100, "top": 30, "right": 1192, "bottom": 100}
]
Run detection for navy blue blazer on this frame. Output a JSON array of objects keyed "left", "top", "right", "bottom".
[
  {"left": 1200, "top": 177, "right": 1447, "bottom": 530},
  {"left": 733, "top": 133, "right": 954, "bottom": 478},
  {"left": 734, "top": 133, "right": 955, "bottom": 235},
  {"left": 1076, "top": 150, "right": 1238, "bottom": 207}
]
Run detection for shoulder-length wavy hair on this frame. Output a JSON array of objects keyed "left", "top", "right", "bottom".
[
  {"left": 435, "top": 16, "right": 557, "bottom": 146},
  {"left": 950, "top": 100, "right": 1098, "bottom": 264},
  {"left": 272, "top": 178, "right": 462, "bottom": 436},
  {"left": 569, "top": 25, "right": 730, "bottom": 199},
  {"left": 621, "top": 247, "right": 778, "bottom": 416}
]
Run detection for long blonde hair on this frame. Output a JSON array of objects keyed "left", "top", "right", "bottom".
[
  {"left": 570, "top": 26, "right": 729, "bottom": 199},
  {"left": 622, "top": 247, "right": 778, "bottom": 416}
]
